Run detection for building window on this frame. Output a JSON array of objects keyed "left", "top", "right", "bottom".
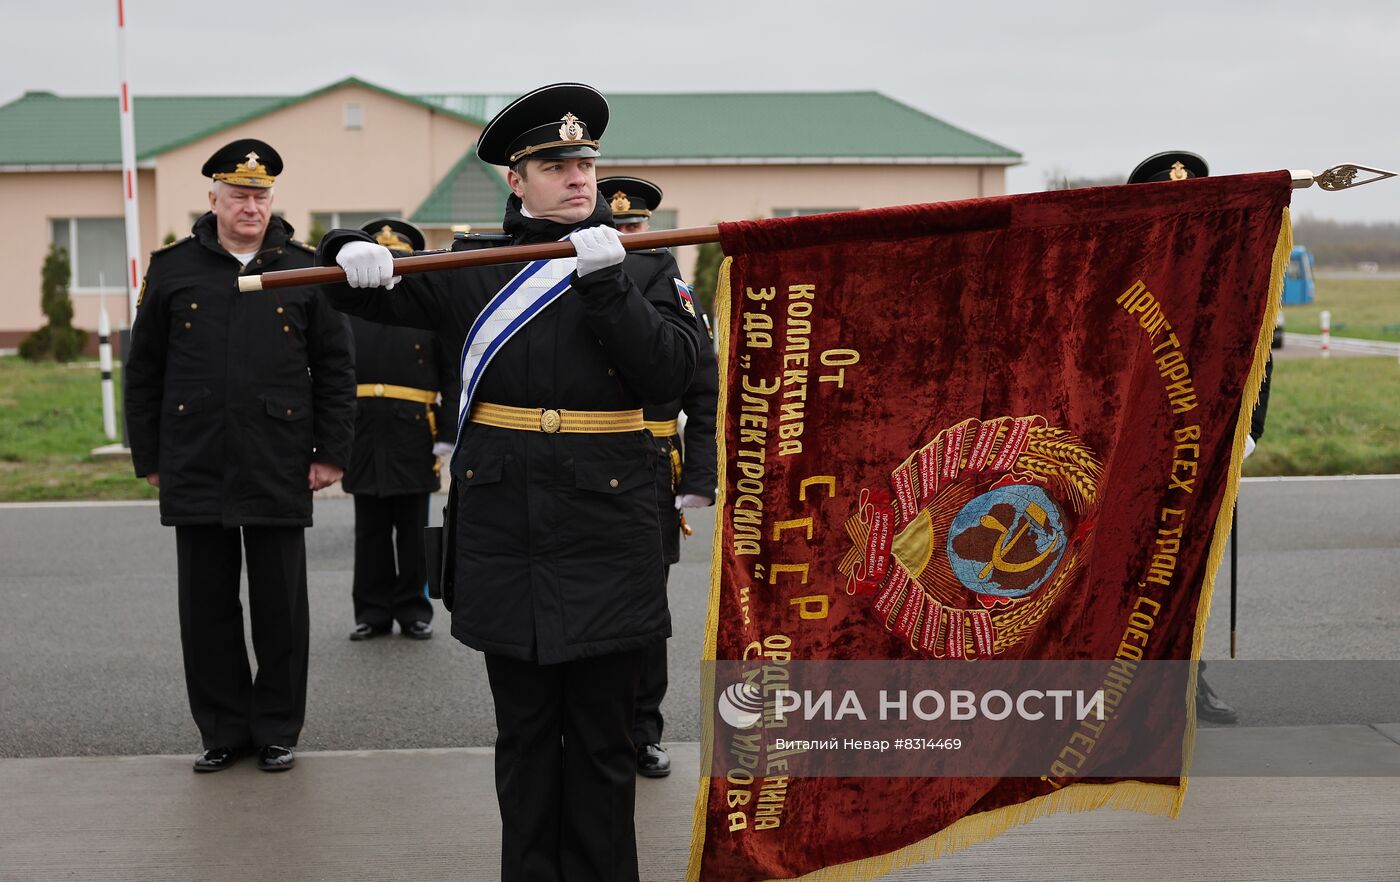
[
  {"left": 344, "top": 102, "right": 363, "bottom": 130},
  {"left": 49, "top": 218, "right": 126, "bottom": 293},
  {"left": 772, "top": 208, "right": 856, "bottom": 218},
  {"left": 310, "top": 211, "right": 401, "bottom": 236}
]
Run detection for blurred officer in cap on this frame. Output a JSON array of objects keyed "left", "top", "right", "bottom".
[
  {"left": 124, "top": 138, "right": 355, "bottom": 773},
  {"left": 599, "top": 176, "right": 719, "bottom": 778},
  {"left": 344, "top": 218, "right": 458, "bottom": 643},
  {"left": 318, "top": 84, "right": 701, "bottom": 881},
  {"left": 1127, "top": 150, "right": 1210, "bottom": 184},
  {"left": 1129, "top": 149, "right": 1272, "bottom": 726}
]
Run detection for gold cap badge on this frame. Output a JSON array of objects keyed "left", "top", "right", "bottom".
[
  {"left": 559, "top": 112, "right": 584, "bottom": 142},
  {"left": 375, "top": 225, "right": 412, "bottom": 252},
  {"left": 213, "top": 151, "right": 276, "bottom": 187},
  {"left": 1168, "top": 161, "right": 1189, "bottom": 181},
  {"left": 610, "top": 191, "right": 632, "bottom": 213}
]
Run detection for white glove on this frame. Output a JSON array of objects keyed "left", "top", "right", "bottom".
[
  {"left": 675, "top": 493, "right": 713, "bottom": 510},
  {"left": 569, "top": 226, "right": 626, "bottom": 276},
  {"left": 432, "top": 442, "right": 454, "bottom": 459},
  {"left": 1243, "top": 434, "right": 1256, "bottom": 459},
  {"left": 337, "top": 241, "right": 400, "bottom": 289}
]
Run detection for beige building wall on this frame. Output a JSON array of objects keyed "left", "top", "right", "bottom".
[
  {"left": 0, "top": 168, "right": 157, "bottom": 339},
  {"left": 154, "top": 83, "right": 481, "bottom": 243},
  {"left": 597, "top": 162, "right": 1007, "bottom": 278}
]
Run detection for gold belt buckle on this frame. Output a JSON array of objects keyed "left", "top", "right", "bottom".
[
  {"left": 373, "top": 383, "right": 386, "bottom": 397},
  {"left": 540, "top": 409, "right": 562, "bottom": 434}
]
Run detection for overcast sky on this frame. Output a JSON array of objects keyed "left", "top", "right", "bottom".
[{"left": 4, "top": 0, "right": 1398, "bottom": 223}]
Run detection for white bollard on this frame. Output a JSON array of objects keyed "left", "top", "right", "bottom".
[
  {"left": 1320, "top": 309, "right": 1330, "bottom": 359},
  {"left": 99, "top": 303, "right": 117, "bottom": 440}
]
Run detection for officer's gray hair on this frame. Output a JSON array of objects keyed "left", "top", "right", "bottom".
[
  {"left": 509, "top": 159, "right": 529, "bottom": 181},
  {"left": 210, "top": 180, "right": 274, "bottom": 198}
]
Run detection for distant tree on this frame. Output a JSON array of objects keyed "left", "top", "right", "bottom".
[
  {"left": 1290, "top": 216, "right": 1400, "bottom": 269},
  {"left": 306, "top": 219, "right": 327, "bottom": 247},
  {"left": 162, "top": 230, "right": 178, "bottom": 246},
  {"left": 690, "top": 239, "right": 725, "bottom": 321},
  {"left": 19, "top": 243, "right": 88, "bottom": 362},
  {"left": 1043, "top": 167, "right": 1126, "bottom": 191}
]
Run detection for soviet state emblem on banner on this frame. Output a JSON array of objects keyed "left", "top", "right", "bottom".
[{"left": 845, "top": 415, "right": 1100, "bottom": 660}]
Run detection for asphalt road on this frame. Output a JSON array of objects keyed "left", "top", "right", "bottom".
[{"left": 2, "top": 476, "right": 1398, "bottom": 758}]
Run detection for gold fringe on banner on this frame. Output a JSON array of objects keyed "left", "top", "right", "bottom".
[
  {"left": 1176, "top": 206, "right": 1292, "bottom": 807},
  {"left": 686, "top": 256, "right": 734, "bottom": 882}
]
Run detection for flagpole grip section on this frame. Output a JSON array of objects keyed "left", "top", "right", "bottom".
[{"left": 241, "top": 225, "right": 722, "bottom": 292}]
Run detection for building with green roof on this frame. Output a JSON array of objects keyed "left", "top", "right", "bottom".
[{"left": 0, "top": 77, "right": 1018, "bottom": 342}]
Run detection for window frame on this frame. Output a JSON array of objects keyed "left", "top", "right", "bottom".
[{"left": 48, "top": 217, "right": 128, "bottom": 295}]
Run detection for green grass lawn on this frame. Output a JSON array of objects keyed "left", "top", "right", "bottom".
[
  {"left": 0, "top": 356, "right": 157, "bottom": 502},
  {"left": 2, "top": 348, "right": 1397, "bottom": 501},
  {"left": 1244, "top": 356, "right": 1400, "bottom": 476},
  {"left": 1283, "top": 276, "right": 1400, "bottom": 342}
]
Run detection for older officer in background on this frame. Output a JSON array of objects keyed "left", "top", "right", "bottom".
[
  {"left": 598, "top": 176, "right": 719, "bottom": 778},
  {"left": 319, "top": 84, "right": 701, "bottom": 881},
  {"left": 344, "top": 218, "right": 458, "bottom": 642},
  {"left": 124, "top": 139, "right": 355, "bottom": 773}
]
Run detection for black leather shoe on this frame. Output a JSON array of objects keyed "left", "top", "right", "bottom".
[
  {"left": 637, "top": 742, "right": 671, "bottom": 778},
  {"left": 403, "top": 621, "right": 433, "bottom": 640},
  {"left": 1196, "top": 675, "right": 1238, "bottom": 724},
  {"left": 257, "top": 745, "right": 296, "bottom": 772},
  {"left": 349, "top": 623, "right": 391, "bottom": 641},
  {"left": 193, "top": 746, "right": 239, "bottom": 773}
]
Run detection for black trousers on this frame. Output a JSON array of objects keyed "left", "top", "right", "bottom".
[
  {"left": 351, "top": 493, "right": 433, "bottom": 629},
  {"left": 633, "top": 566, "right": 669, "bottom": 745},
  {"left": 175, "top": 525, "right": 309, "bottom": 749},
  {"left": 485, "top": 649, "right": 646, "bottom": 882}
]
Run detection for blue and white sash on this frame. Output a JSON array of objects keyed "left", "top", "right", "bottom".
[{"left": 453, "top": 255, "right": 577, "bottom": 452}]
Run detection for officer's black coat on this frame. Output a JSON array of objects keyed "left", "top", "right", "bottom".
[
  {"left": 343, "top": 316, "right": 458, "bottom": 497},
  {"left": 634, "top": 252, "right": 720, "bottom": 564},
  {"left": 318, "top": 196, "right": 701, "bottom": 664},
  {"left": 125, "top": 213, "right": 356, "bottom": 527},
  {"left": 1250, "top": 354, "right": 1274, "bottom": 442}
]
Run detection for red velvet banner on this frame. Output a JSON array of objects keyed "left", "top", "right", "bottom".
[{"left": 689, "top": 173, "right": 1293, "bottom": 881}]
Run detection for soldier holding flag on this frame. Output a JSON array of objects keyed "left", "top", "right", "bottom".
[{"left": 317, "top": 84, "right": 702, "bottom": 881}]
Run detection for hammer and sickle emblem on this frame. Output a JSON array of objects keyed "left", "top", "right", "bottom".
[{"left": 977, "top": 502, "right": 1060, "bottom": 580}]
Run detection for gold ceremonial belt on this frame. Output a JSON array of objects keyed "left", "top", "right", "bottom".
[
  {"left": 644, "top": 419, "right": 680, "bottom": 437},
  {"left": 356, "top": 383, "right": 437, "bottom": 404},
  {"left": 470, "top": 402, "right": 643, "bottom": 435}
]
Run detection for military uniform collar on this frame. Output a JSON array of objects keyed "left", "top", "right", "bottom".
[
  {"left": 192, "top": 213, "right": 296, "bottom": 263},
  {"left": 501, "top": 194, "right": 614, "bottom": 245}
]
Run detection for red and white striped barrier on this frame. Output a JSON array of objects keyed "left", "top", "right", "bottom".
[{"left": 116, "top": 0, "right": 142, "bottom": 325}]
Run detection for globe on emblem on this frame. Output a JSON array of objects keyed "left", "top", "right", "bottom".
[{"left": 946, "top": 485, "right": 1068, "bottom": 599}]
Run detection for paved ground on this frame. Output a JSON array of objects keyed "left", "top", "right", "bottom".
[
  {"left": 3, "top": 478, "right": 1399, "bottom": 880},
  {"left": 2, "top": 739, "right": 1399, "bottom": 882},
  {"left": 1273, "top": 333, "right": 1400, "bottom": 359},
  {"left": 4, "top": 478, "right": 1399, "bottom": 758}
]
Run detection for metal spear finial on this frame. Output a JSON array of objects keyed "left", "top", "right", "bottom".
[{"left": 1290, "top": 163, "right": 1396, "bottom": 190}]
